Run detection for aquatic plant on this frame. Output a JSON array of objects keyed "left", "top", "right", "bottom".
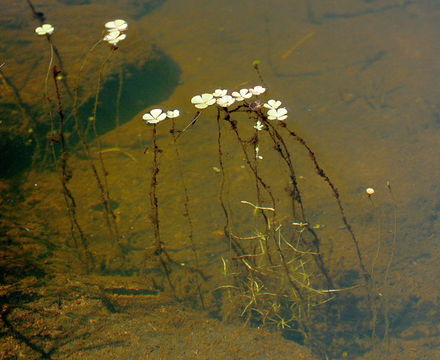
[
  {"left": 33, "top": 16, "right": 133, "bottom": 271},
  {"left": 1, "top": 5, "right": 400, "bottom": 356},
  {"left": 35, "top": 23, "right": 54, "bottom": 36}
]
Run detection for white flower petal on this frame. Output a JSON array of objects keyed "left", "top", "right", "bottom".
[
  {"left": 277, "top": 107, "right": 288, "bottom": 116},
  {"left": 105, "top": 19, "right": 127, "bottom": 32},
  {"left": 192, "top": 93, "right": 215, "bottom": 108},
  {"left": 157, "top": 113, "right": 167, "bottom": 121},
  {"left": 213, "top": 89, "right": 227, "bottom": 97},
  {"left": 195, "top": 103, "right": 208, "bottom": 109},
  {"left": 114, "top": 19, "right": 127, "bottom": 30},
  {"left": 240, "top": 88, "right": 252, "bottom": 99},
  {"left": 267, "top": 109, "right": 278, "bottom": 120},
  {"left": 232, "top": 91, "right": 244, "bottom": 101},
  {"left": 253, "top": 120, "right": 264, "bottom": 131},
  {"left": 250, "top": 86, "right": 266, "bottom": 95},
  {"left": 166, "top": 110, "right": 180, "bottom": 118},
  {"left": 150, "top": 109, "right": 163, "bottom": 118},
  {"left": 217, "top": 95, "right": 235, "bottom": 107},
  {"left": 35, "top": 24, "right": 54, "bottom": 35},
  {"left": 191, "top": 95, "right": 203, "bottom": 104},
  {"left": 201, "top": 93, "right": 214, "bottom": 101},
  {"left": 44, "top": 24, "right": 53, "bottom": 33},
  {"left": 143, "top": 108, "right": 167, "bottom": 124},
  {"left": 104, "top": 30, "right": 120, "bottom": 41},
  {"left": 264, "top": 99, "right": 282, "bottom": 110},
  {"left": 267, "top": 107, "right": 288, "bottom": 121}
]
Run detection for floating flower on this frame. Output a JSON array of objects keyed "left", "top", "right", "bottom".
[
  {"left": 249, "top": 85, "right": 266, "bottom": 95},
  {"left": 267, "top": 107, "right": 288, "bottom": 121},
  {"left": 232, "top": 88, "right": 253, "bottom": 101},
  {"left": 213, "top": 89, "right": 227, "bottom": 97},
  {"left": 35, "top": 24, "right": 54, "bottom": 36},
  {"left": 105, "top": 19, "right": 128, "bottom": 32},
  {"left": 191, "top": 93, "right": 216, "bottom": 109},
  {"left": 103, "top": 30, "right": 126, "bottom": 45},
  {"left": 166, "top": 110, "right": 180, "bottom": 118},
  {"left": 264, "top": 99, "right": 281, "bottom": 110},
  {"left": 143, "top": 109, "right": 167, "bottom": 124},
  {"left": 253, "top": 120, "right": 264, "bottom": 131},
  {"left": 366, "top": 188, "right": 375, "bottom": 195},
  {"left": 216, "top": 95, "right": 235, "bottom": 107}
]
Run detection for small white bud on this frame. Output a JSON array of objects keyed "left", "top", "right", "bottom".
[{"left": 366, "top": 188, "right": 375, "bottom": 195}]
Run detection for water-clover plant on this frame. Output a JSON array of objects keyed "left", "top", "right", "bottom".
[
  {"left": 217, "top": 95, "right": 235, "bottom": 108},
  {"left": 35, "top": 24, "right": 54, "bottom": 36},
  {"left": 186, "top": 86, "right": 287, "bottom": 121},
  {"left": 105, "top": 19, "right": 128, "bottom": 32},
  {"left": 143, "top": 108, "right": 180, "bottom": 125},
  {"left": 191, "top": 93, "right": 216, "bottom": 109},
  {"left": 267, "top": 107, "right": 288, "bottom": 121},
  {"left": 103, "top": 30, "right": 126, "bottom": 46},
  {"left": 103, "top": 19, "right": 128, "bottom": 46},
  {"left": 231, "top": 88, "right": 252, "bottom": 101}
]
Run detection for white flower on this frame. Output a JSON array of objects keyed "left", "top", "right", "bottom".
[
  {"left": 35, "top": 24, "right": 54, "bottom": 36},
  {"left": 264, "top": 99, "right": 281, "bottom": 110},
  {"left": 249, "top": 86, "right": 266, "bottom": 95},
  {"left": 105, "top": 19, "right": 128, "bottom": 32},
  {"left": 213, "top": 89, "right": 227, "bottom": 97},
  {"left": 253, "top": 120, "right": 264, "bottom": 131},
  {"left": 366, "top": 188, "right": 375, "bottom": 195},
  {"left": 232, "top": 88, "right": 253, "bottom": 101},
  {"left": 143, "top": 109, "right": 167, "bottom": 124},
  {"left": 216, "top": 95, "right": 235, "bottom": 107},
  {"left": 166, "top": 110, "right": 180, "bottom": 118},
  {"left": 191, "top": 93, "right": 216, "bottom": 109},
  {"left": 267, "top": 107, "right": 288, "bottom": 121},
  {"left": 103, "top": 30, "right": 126, "bottom": 45}
]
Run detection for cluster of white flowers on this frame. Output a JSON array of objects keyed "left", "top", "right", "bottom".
[
  {"left": 191, "top": 86, "right": 266, "bottom": 110},
  {"left": 190, "top": 85, "right": 288, "bottom": 121},
  {"left": 35, "top": 24, "right": 54, "bottom": 36},
  {"left": 103, "top": 19, "right": 127, "bottom": 46},
  {"left": 143, "top": 108, "right": 180, "bottom": 125}
]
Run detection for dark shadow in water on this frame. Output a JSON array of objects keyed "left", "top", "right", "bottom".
[
  {"left": 77, "top": 47, "right": 182, "bottom": 138},
  {"left": 0, "top": 48, "right": 181, "bottom": 179},
  {"left": 0, "top": 128, "right": 34, "bottom": 179}
]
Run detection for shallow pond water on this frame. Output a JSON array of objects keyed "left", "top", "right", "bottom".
[{"left": 0, "top": 0, "right": 439, "bottom": 359}]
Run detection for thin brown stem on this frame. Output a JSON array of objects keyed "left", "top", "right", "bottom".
[{"left": 279, "top": 121, "right": 370, "bottom": 283}]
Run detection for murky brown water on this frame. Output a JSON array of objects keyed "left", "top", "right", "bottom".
[{"left": 1, "top": 0, "right": 439, "bottom": 359}]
